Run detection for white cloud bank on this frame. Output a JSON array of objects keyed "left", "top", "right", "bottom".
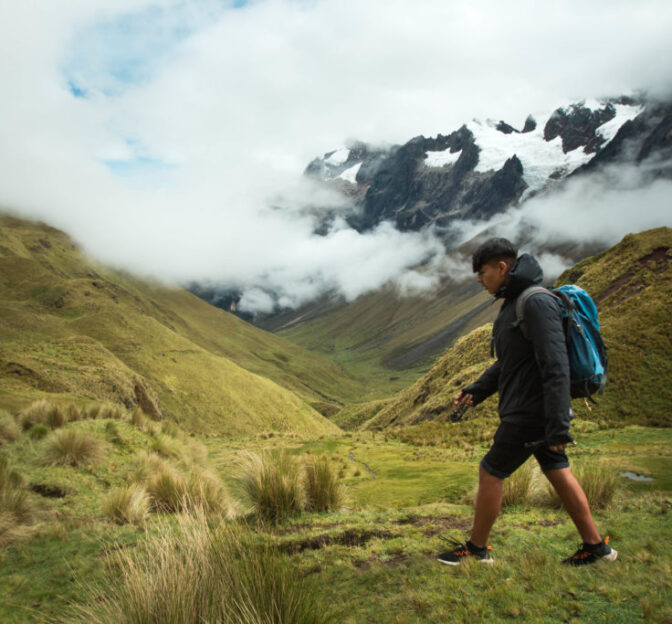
[{"left": 1, "top": 0, "right": 671, "bottom": 311}]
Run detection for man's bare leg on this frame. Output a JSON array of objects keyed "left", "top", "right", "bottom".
[
  {"left": 545, "top": 467, "right": 602, "bottom": 544},
  {"left": 470, "top": 465, "right": 503, "bottom": 549}
]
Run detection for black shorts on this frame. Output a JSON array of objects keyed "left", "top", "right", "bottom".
[{"left": 481, "top": 421, "right": 569, "bottom": 479}]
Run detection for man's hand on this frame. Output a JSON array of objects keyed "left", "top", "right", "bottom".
[
  {"left": 455, "top": 391, "right": 474, "bottom": 406},
  {"left": 549, "top": 441, "right": 577, "bottom": 452}
]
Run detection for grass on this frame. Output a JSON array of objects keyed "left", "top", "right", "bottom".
[
  {"left": 42, "top": 428, "right": 107, "bottom": 466},
  {"left": 103, "top": 484, "right": 150, "bottom": 527},
  {"left": 502, "top": 461, "right": 534, "bottom": 507},
  {"left": 0, "top": 410, "right": 21, "bottom": 444},
  {"left": 68, "top": 513, "right": 334, "bottom": 624},
  {"left": 303, "top": 454, "right": 346, "bottom": 512},
  {"left": 236, "top": 451, "right": 307, "bottom": 523}
]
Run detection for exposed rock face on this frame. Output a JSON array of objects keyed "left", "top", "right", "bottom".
[
  {"left": 543, "top": 102, "right": 616, "bottom": 153},
  {"left": 303, "top": 97, "right": 650, "bottom": 237},
  {"left": 573, "top": 100, "right": 672, "bottom": 178}
]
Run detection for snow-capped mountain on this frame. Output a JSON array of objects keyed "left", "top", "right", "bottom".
[{"left": 305, "top": 96, "right": 666, "bottom": 236}]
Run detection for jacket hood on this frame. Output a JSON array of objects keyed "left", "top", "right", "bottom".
[{"left": 497, "top": 253, "right": 544, "bottom": 299}]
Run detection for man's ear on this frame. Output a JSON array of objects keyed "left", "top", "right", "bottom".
[{"left": 497, "top": 260, "right": 510, "bottom": 275}]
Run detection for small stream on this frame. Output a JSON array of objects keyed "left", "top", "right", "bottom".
[{"left": 348, "top": 449, "right": 377, "bottom": 479}]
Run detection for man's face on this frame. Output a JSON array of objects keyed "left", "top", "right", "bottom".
[{"left": 476, "top": 260, "right": 509, "bottom": 295}]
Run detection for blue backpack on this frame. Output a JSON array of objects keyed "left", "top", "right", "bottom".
[{"left": 514, "top": 284, "right": 608, "bottom": 402}]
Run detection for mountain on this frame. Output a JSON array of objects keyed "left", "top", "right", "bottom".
[
  {"left": 362, "top": 227, "right": 672, "bottom": 430},
  {"left": 0, "top": 213, "right": 369, "bottom": 435},
  {"left": 305, "top": 96, "right": 660, "bottom": 236}
]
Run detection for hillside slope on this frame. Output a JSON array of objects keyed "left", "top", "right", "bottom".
[
  {"left": 364, "top": 227, "right": 672, "bottom": 429},
  {"left": 0, "top": 213, "right": 352, "bottom": 435}
]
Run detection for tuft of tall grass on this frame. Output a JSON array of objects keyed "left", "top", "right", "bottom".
[
  {"left": 502, "top": 461, "right": 534, "bottom": 507},
  {"left": 544, "top": 462, "right": 619, "bottom": 509},
  {"left": 0, "top": 411, "right": 21, "bottom": 444},
  {"left": 20, "top": 399, "right": 64, "bottom": 430},
  {"left": 98, "top": 403, "right": 126, "bottom": 420},
  {"left": 151, "top": 433, "right": 189, "bottom": 464},
  {"left": 303, "top": 454, "right": 345, "bottom": 512},
  {"left": 146, "top": 466, "right": 188, "bottom": 512},
  {"left": 186, "top": 468, "right": 235, "bottom": 516},
  {"left": 103, "top": 484, "right": 150, "bottom": 527},
  {"left": 69, "top": 513, "right": 334, "bottom": 624},
  {"left": 42, "top": 429, "right": 107, "bottom": 466},
  {"left": 0, "top": 456, "right": 33, "bottom": 546},
  {"left": 237, "top": 451, "right": 306, "bottom": 523}
]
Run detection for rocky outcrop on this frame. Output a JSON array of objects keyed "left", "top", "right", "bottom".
[{"left": 543, "top": 102, "right": 616, "bottom": 153}]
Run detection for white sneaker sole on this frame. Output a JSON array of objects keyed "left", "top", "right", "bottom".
[
  {"left": 437, "top": 557, "right": 494, "bottom": 566},
  {"left": 601, "top": 549, "right": 618, "bottom": 562}
]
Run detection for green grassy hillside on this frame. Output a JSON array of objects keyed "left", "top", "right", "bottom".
[
  {"left": 364, "top": 227, "right": 672, "bottom": 430},
  {"left": 269, "top": 278, "right": 497, "bottom": 398},
  {"left": 0, "top": 213, "right": 357, "bottom": 435}
]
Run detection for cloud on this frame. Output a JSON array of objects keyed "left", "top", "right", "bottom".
[{"left": 1, "top": 0, "right": 672, "bottom": 312}]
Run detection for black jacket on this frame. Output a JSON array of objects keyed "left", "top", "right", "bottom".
[{"left": 464, "top": 254, "right": 573, "bottom": 446}]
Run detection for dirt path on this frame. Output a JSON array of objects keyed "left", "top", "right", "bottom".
[{"left": 348, "top": 449, "right": 377, "bottom": 479}]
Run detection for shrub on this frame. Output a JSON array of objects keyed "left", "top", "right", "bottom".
[
  {"left": 42, "top": 429, "right": 106, "bottom": 466},
  {"left": 103, "top": 484, "right": 150, "bottom": 527},
  {"left": 69, "top": 513, "right": 333, "bottom": 624},
  {"left": 303, "top": 454, "right": 345, "bottom": 512},
  {"left": 29, "top": 424, "right": 50, "bottom": 440},
  {"left": 0, "top": 411, "right": 21, "bottom": 444},
  {"left": 502, "top": 461, "right": 534, "bottom": 507},
  {"left": 236, "top": 451, "right": 306, "bottom": 523}
]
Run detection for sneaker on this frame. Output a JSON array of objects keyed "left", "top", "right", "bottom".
[
  {"left": 562, "top": 536, "right": 618, "bottom": 566},
  {"left": 437, "top": 538, "right": 493, "bottom": 566}
]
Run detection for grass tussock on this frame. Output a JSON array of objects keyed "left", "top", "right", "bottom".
[
  {"left": 0, "top": 411, "right": 21, "bottom": 444},
  {"left": 502, "top": 461, "right": 534, "bottom": 507},
  {"left": 303, "top": 454, "right": 345, "bottom": 512},
  {"left": 20, "top": 399, "right": 66, "bottom": 430},
  {"left": 29, "top": 424, "right": 50, "bottom": 440},
  {"left": 544, "top": 462, "right": 619, "bottom": 509},
  {"left": 103, "top": 484, "right": 150, "bottom": 527},
  {"left": 0, "top": 456, "right": 33, "bottom": 546},
  {"left": 237, "top": 451, "right": 306, "bottom": 523},
  {"left": 42, "top": 428, "right": 107, "bottom": 466},
  {"left": 97, "top": 403, "right": 126, "bottom": 420},
  {"left": 131, "top": 451, "right": 233, "bottom": 516},
  {"left": 70, "top": 513, "right": 333, "bottom": 624}
]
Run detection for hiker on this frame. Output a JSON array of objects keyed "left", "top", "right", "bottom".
[{"left": 437, "top": 238, "right": 617, "bottom": 566}]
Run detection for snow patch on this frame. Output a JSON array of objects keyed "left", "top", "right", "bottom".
[
  {"left": 337, "top": 162, "right": 362, "bottom": 183},
  {"left": 425, "top": 147, "right": 462, "bottom": 168},
  {"left": 325, "top": 148, "right": 350, "bottom": 166},
  {"left": 597, "top": 104, "right": 644, "bottom": 143}
]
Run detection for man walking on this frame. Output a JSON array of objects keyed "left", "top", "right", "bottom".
[{"left": 437, "top": 238, "right": 617, "bottom": 566}]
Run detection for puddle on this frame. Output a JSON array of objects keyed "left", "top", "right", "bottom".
[{"left": 620, "top": 471, "right": 654, "bottom": 482}]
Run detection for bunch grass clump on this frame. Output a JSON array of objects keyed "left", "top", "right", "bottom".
[
  {"left": 29, "top": 424, "right": 50, "bottom": 440},
  {"left": 502, "top": 461, "right": 534, "bottom": 507},
  {"left": 0, "top": 456, "right": 33, "bottom": 546},
  {"left": 70, "top": 513, "right": 333, "bottom": 624},
  {"left": 303, "top": 454, "right": 345, "bottom": 512},
  {"left": 42, "top": 428, "right": 106, "bottom": 466},
  {"left": 544, "top": 462, "right": 618, "bottom": 509},
  {"left": 103, "top": 484, "right": 150, "bottom": 527},
  {"left": 237, "top": 451, "right": 306, "bottom": 523},
  {"left": 97, "top": 403, "right": 126, "bottom": 420},
  {"left": 0, "top": 411, "right": 21, "bottom": 444},
  {"left": 20, "top": 399, "right": 65, "bottom": 430},
  {"left": 145, "top": 465, "right": 188, "bottom": 513}
]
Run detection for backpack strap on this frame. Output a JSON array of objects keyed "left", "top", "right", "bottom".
[{"left": 512, "top": 286, "right": 555, "bottom": 339}]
